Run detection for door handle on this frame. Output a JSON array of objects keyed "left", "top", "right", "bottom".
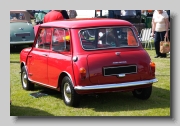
[{"left": 42, "top": 54, "right": 48, "bottom": 56}]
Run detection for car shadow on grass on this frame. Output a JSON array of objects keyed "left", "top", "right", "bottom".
[
  {"left": 10, "top": 45, "right": 31, "bottom": 54},
  {"left": 31, "top": 85, "right": 170, "bottom": 112},
  {"left": 10, "top": 105, "right": 53, "bottom": 116},
  {"left": 79, "top": 86, "right": 170, "bottom": 112},
  {"left": 29, "top": 85, "right": 61, "bottom": 98}
]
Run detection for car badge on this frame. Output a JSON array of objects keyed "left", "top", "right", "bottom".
[
  {"left": 113, "top": 61, "right": 127, "bottom": 64},
  {"left": 19, "top": 28, "right": 24, "bottom": 30}
]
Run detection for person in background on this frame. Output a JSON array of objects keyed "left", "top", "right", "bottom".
[
  {"left": 43, "top": 10, "right": 64, "bottom": 23},
  {"left": 113, "top": 10, "right": 121, "bottom": 19},
  {"left": 108, "top": 10, "right": 115, "bottom": 18},
  {"left": 151, "top": 10, "right": 169, "bottom": 58},
  {"left": 68, "top": 10, "right": 77, "bottom": 19},
  {"left": 19, "top": 13, "right": 24, "bottom": 20},
  {"left": 107, "top": 10, "right": 121, "bottom": 18},
  {"left": 33, "top": 10, "right": 51, "bottom": 24},
  {"left": 60, "top": 10, "right": 69, "bottom": 19}
]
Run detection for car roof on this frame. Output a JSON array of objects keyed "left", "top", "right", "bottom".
[
  {"left": 10, "top": 10, "right": 27, "bottom": 12},
  {"left": 40, "top": 18, "right": 132, "bottom": 28}
]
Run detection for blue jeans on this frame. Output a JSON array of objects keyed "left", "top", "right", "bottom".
[{"left": 154, "top": 31, "right": 167, "bottom": 57}]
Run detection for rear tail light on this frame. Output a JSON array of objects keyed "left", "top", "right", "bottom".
[
  {"left": 80, "top": 67, "right": 86, "bottom": 80},
  {"left": 150, "top": 62, "right": 155, "bottom": 76}
]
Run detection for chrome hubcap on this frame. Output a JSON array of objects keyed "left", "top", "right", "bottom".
[
  {"left": 22, "top": 71, "right": 27, "bottom": 88},
  {"left": 64, "top": 82, "right": 71, "bottom": 103}
]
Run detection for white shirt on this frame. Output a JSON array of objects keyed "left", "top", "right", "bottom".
[{"left": 153, "top": 10, "right": 169, "bottom": 32}]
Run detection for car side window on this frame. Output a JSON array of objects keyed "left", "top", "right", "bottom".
[
  {"left": 35, "top": 28, "right": 52, "bottom": 50},
  {"left": 52, "top": 28, "right": 70, "bottom": 52}
]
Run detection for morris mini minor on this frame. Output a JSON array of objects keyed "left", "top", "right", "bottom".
[{"left": 20, "top": 18, "right": 158, "bottom": 107}]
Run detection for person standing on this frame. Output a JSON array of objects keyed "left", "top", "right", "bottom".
[
  {"left": 34, "top": 10, "right": 51, "bottom": 24},
  {"left": 43, "top": 10, "right": 64, "bottom": 23},
  {"left": 113, "top": 10, "right": 121, "bottom": 19},
  {"left": 151, "top": 10, "right": 169, "bottom": 58},
  {"left": 108, "top": 10, "right": 115, "bottom": 18},
  {"left": 60, "top": 10, "right": 69, "bottom": 19},
  {"left": 68, "top": 10, "right": 77, "bottom": 19}
]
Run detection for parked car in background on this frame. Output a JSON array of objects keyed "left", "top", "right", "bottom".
[
  {"left": 10, "top": 10, "right": 35, "bottom": 47},
  {"left": 20, "top": 18, "right": 158, "bottom": 107}
]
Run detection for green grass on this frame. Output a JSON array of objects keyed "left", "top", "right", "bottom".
[{"left": 10, "top": 47, "right": 170, "bottom": 116}]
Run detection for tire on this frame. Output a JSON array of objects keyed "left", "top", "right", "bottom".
[
  {"left": 21, "top": 66, "right": 34, "bottom": 90},
  {"left": 61, "top": 76, "right": 80, "bottom": 107},
  {"left": 132, "top": 86, "right": 152, "bottom": 100}
]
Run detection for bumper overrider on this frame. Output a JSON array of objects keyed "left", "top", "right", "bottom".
[{"left": 74, "top": 78, "right": 158, "bottom": 90}]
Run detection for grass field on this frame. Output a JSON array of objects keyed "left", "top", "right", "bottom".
[{"left": 10, "top": 47, "right": 170, "bottom": 116}]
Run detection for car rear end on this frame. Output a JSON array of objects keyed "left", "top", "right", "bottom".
[
  {"left": 71, "top": 26, "right": 157, "bottom": 94},
  {"left": 10, "top": 22, "right": 35, "bottom": 45}
]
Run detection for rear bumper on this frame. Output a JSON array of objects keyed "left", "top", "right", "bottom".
[
  {"left": 74, "top": 78, "right": 158, "bottom": 90},
  {"left": 10, "top": 40, "right": 34, "bottom": 45}
]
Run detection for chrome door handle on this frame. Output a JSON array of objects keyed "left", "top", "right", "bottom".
[{"left": 42, "top": 54, "right": 47, "bottom": 56}]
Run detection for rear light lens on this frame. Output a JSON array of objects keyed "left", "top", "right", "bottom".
[
  {"left": 150, "top": 62, "right": 155, "bottom": 76},
  {"left": 80, "top": 67, "right": 86, "bottom": 80}
]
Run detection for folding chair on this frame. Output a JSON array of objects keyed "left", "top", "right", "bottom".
[{"left": 139, "top": 28, "right": 153, "bottom": 50}]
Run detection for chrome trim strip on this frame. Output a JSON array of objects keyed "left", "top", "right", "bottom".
[
  {"left": 74, "top": 79, "right": 158, "bottom": 90},
  {"left": 28, "top": 78, "right": 57, "bottom": 89},
  {"left": 61, "top": 71, "right": 75, "bottom": 87},
  {"left": 10, "top": 40, "right": 34, "bottom": 44}
]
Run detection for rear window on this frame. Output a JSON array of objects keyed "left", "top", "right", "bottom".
[
  {"left": 79, "top": 27, "right": 138, "bottom": 50},
  {"left": 10, "top": 12, "right": 26, "bottom": 20}
]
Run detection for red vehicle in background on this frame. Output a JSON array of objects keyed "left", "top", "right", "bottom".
[{"left": 20, "top": 18, "right": 158, "bottom": 107}]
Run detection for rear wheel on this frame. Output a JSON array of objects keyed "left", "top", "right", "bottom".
[
  {"left": 21, "top": 66, "right": 34, "bottom": 90},
  {"left": 132, "top": 86, "right": 152, "bottom": 100},
  {"left": 61, "top": 76, "right": 80, "bottom": 107}
]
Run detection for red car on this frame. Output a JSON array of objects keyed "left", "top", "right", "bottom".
[{"left": 20, "top": 18, "right": 158, "bottom": 107}]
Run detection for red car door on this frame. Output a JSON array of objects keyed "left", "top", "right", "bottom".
[
  {"left": 47, "top": 28, "right": 72, "bottom": 87},
  {"left": 28, "top": 28, "right": 52, "bottom": 85}
]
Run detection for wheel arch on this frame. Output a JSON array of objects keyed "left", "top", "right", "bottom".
[
  {"left": 58, "top": 71, "right": 75, "bottom": 91},
  {"left": 20, "top": 61, "right": 25, "bottom": 69}
]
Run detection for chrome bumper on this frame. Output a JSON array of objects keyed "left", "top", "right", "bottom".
[
  {"left": 10, "top": 40, "right": 34, "bottom": 45},
  {"left": 74, "top": 78, "right": 158, "bottom": 90}
]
